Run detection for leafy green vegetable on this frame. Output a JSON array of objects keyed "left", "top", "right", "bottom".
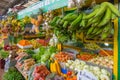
[
  {"left": 0, "top": 50, "right": 9, "bottom": 59},
  {"left": 32, "top": 46, "right": 57, "bottom": 63},
  {"left": 3, "top": 67, "right": 25, "bottom": 80},
  {"left": 25, "top": 49, "right": 35, "bottom": 55}
]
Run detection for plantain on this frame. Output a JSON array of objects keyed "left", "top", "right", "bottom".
[
  {"left": 83, "top": 8, "right": 99, "bottom": 19},
  {"left": 63, "top": 13, "right": 74, "bottom": 20},
  {"left": 98, "top": 8, "right": 112, "bottom": 27},
  {"left": 103, "top": 22, "right": 112, "bottom": 32},
  {"left": 87, "top": 26, "right": 95, "bottom": 35},
  {"left": 104, "top": 2, "right": 120, "bottom": 17},
  {"left": 56, "top": 18, "right": 62, "bottom": 25},
  {"left": 50, "top": 16, "right": 59, "bottom": 26},
  {"left": 60, "top": 19, "right": 65, "bottom": 25},
  {"left": 101, "top": 23, "right": 112, "bottom": 40},
  {"left": 63, "top": 21, "right": 69, "bottom": 28},
  {"left": 94, "top": 3, "right": 107, "bottom": 17},
  {"left": 71, "top": 13, "right": 83, "bottom": 28},
  {"left": 80, "top": 13, "right": 87, "bottom": 27},
  {"left": 111, "top": 13, "right": 117, "bottom": 19}
]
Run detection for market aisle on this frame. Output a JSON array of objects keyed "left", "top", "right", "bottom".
[{"left": 0, "top": 68, "right": 4, "bottom": 80}]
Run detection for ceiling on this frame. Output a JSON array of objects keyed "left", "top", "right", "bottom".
[
  {"left": 0, "top": 0, "right": 27, "bottom": 15},
  {"left": 0, "top": 0, "right": 40, "bottom": 15}
]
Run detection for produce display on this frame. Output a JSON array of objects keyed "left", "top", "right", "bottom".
[
  {"left": 50, "top": 2, "right": 119, "bottom": 42},
  {"left": 18, "top": 40, "right": 31, "bottom": 46},
  {"left": 76, "top": 52, "right": 97, "bottom": 61},
  {"left": 65, "top": 59, "right": 111, "bottom": 80},
  {"left": 0, "top": 1, "right": 118, "bottom": 80},
  {"left": 89, "top": 56, "right": 113, "bottom": 69},
  {"left": 99, "top": 50, "right": 113, "bottom": 56},
  {"left": 32, "top": 46, "right": 57, "bottom": 63},
  {"left": 54, "top": 52, "right": 74, "bottom": 62},
  {"left": 32, "top": 65, "right": 50, "bottom": 80},
  {"left": 30, "top": 39, "right": 41, "bottom": 49},
  {"left": 3, "top": 68, "right": 25, "bottom": 80}
]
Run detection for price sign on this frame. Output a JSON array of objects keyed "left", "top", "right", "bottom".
[{"left": 77, "top": 70, "right": 98, "bottom": 80}]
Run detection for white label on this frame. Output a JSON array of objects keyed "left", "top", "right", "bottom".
[{"left": 77, "top": 70, "right": 97, "bottom": 80}]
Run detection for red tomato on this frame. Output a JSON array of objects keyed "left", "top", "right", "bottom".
[{"left": 67, "top": 71, "right": 72, "bottom": 76}]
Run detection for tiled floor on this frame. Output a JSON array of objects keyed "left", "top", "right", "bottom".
[{"left": 0, "top": 68, "right": 4, "bottom": 80}]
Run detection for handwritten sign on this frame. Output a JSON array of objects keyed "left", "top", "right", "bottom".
[
  {"left": 17, "top": 0, "right": 68, "bottom": 19},
  {"left": 77, "top": 70, "right": 98, "bottom": 80}
]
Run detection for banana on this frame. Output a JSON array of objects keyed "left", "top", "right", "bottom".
[
  {"left": 94, "top": 3, "right": 107, "bottom": 17},
  {"left": 71, "top": 13, "right": 83, "bottom": 28},
  {"left": 83, "top": 8, "right": 99, "bottom": 19},
  {"left": 86, "top": 18, "right": 94, "bottom": 27},
  {"left": 63, "top": 21, "right": 69, "bottom": 28},
  {"left": 60, "top": 19, "right": 65, "bottom": 25},
  {"left": 63, "top": 13, "right": 74, "bottom": 20},
  {"left": 103, "top": 22, "right": 111, "bottom": 32},
  {"left": 56, "top": 18, "right": 62, "bottom": 25},
  {"left": 101, "top": 23, "right": 112, "bottom": 40},
  {"left": 87, "top": 26, "right": 95, "bottom": 35},
  {"left": 104, "top": 2, "right": 120, "bottom": 17},
  {"left": 55, "top": 60, "right": 62, "bottom": 75},
  {"left": 111, "top": 13, "right": 117, "bottom": 19},
  {"left": 98, "top": 8, "right": 111, "bottom": 27},
  {"left": 50, "top": 62, "right": 54, "bottom": 72},
  {"left": 80, "top": 13, "right": 87, "bottom": 27}
]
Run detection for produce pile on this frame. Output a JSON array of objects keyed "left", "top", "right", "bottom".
[
  {"left": 99, "top": 50, "right": 113, "bottom": 56},
  {"left": 3, "top": 68, "right": 25, "bottom": 80},
  {"left": 32, "top": 65, "right": 50, "bottom": 80},
  {"left": 65, "top": 59, "right": 111, "bottom": 80},
  {"left": 76, "top": 52, "right": 97, "bottom": 61},
  {"left": 89, "top": 56, "right": 113, "bottom": 69},
  {"left": 49, "top": 2, "right": 119, "bottom": 42},
  {"left": 54, "top": 52, "right": 74, "bottom": 62}
]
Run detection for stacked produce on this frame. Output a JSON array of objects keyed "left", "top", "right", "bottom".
[
  {"left": 84, "top": 43, "right": 99, "bottom": 50},
  {"left": 76, "top": 52, "right": 97, "bottom": 61},
  {"left": 23, "top": 58, "right": 35, "bottom": 71},
  {"left": 32, "top": 65, "right": 50, "bottom": 80},
  {"left": 50, "top": 59, "right": 63, "bottom": 76},
  {"left": 99, "top": 50, "right": 113, "bottom": 56},
  {"left": 3, "top": 68, "right": 25, "bottom": 80},
  {"left": 49, "top": 2, "right": 119, "bottom": 41},
  {"left": 89, "top": 56, "right": 113, "bottom": 69},
  {"left": 46, "top": 73, "right": 65, "bottom": 80},
  {"left": 30, "top": 39, "right": 41, "bottom": 49},
  {"left": 82, "top": 2, "right": 119, "bottom": 39},
  {"left": 54, "top": 52, "right": 74, "bottom": 62},
  {"left": 18, "top": 40, "right": 32, "bottom": 46},
  {"left": 32, "top": 46, "right": 57, "bottom": 63},
  {"left": 65, "top": 59, "right": 111, "bottom": 80}
]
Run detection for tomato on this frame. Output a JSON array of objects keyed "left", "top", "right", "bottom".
[{"left": 67, "top": 71, "right": 72, "bottom": 76}]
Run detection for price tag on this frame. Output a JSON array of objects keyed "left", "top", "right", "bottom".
[{"left": 77, "top": 70, "right": 97, "bottom": 80}]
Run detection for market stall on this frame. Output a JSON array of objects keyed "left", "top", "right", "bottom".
[{"left": 0, "top": 0, "right": 120, "bottom": 80}]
